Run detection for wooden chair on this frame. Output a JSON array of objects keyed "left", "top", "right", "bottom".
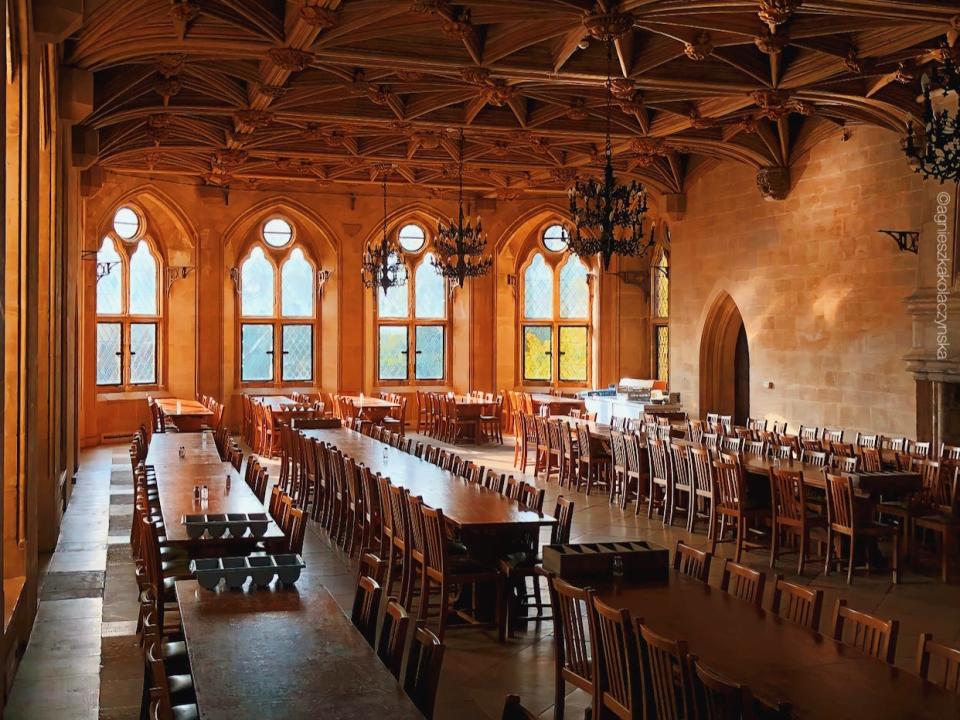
[
  {"left": 719, "top": 559, "right": 766, "bottom": 607},
  {"left": 350, "top": 575, "right": 381, "bottom": 647},
  {"left": 830, "top": 599, "right": 898, "bottom": 664},
  {"left": 358, "top": 551, "right": 387, "bottom": 585},
  {"left": 688, "top": 656, "right": 755, "bottom": 720},
  {"left": 688, "top": 445, "right": 716, "bottom": 537},
  {"left": 592, "top": 597, "right": 644, "bottom": 720},
  {"left": 637, "top": 621, "right": 693, "bottom": 720},
  {"left": 610, "top": 429, "right": 629, "bottom": 504},
  {"left": 480, "top": 395, "right": 504, "bottom": 444},
  {"left": 824, "top": 472, "right": 900, "bottom": 584},
  {"left": 916, "top": 633, "right": 960, "bottom": 692},
  {"left": 769, "top": 468, "right": 825, "bottom": 574},
  {"left": 547, "top": 576, "right": 596, "bottom": 720},
  {"left": 419, "top": 504, "right": 505, "bottom": 642},
  {"left": 623, "top": 431, "right": 647, "bottom": 515},
  {"left": 667, "top": 442, "right": 693, "bottom": 528},
  {"left": 911, "top": 460, "right": 959, "bottom": 582},
  {"left": 377, "top": 598, "right": 410, "bottom": 679},
  {"left": 558, "top": 420, "right": 579, "bottom": 490},
  {"left": 647, "top": 437, "right": 670, "bottom": 522},
  {"left": 404, "top": 626, "right": 445, "bottom": 719},
  {"left": 770, "top": 575, "right": 823, "bottom": 632},
  {"left": 673, "top": 540, "right": 712, "bottom": 583},
  {"left": 500, "top": 694, "right": 539, "bottom": 720},
  {"left": 710, "top": 461, "right": 771, "bottom": 563},
  {"left": 575, "top": 423, "right": 610, "bottom": 496}
]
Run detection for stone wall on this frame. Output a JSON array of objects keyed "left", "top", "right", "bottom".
[{"left": 670, "top": 126, "right": 923, "bottom": 438}]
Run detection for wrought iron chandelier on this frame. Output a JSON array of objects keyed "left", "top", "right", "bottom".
[
  {"left": 361, "top": 177, "right": 407, "bottom": 293},
  {"left": 904, "top": 41, "right": 960, "bottom": 183},
  {"left": 567, "top": 27, "right": 650, "bottom": 271},
  {"left": 432, "top": 129, "right": 493, "bottom": 288}
]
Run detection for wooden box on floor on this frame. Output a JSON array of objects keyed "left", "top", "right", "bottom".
[{"left": 542, "top": 540, "right": 669, "bottom": 581}]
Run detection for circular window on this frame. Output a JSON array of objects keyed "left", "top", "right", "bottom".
[
  {"left": 543, "top": 224, "right": 569, "bottom": 252},
  {"left": 113, "top": 206, "right": 141, "bottom": 241},
  {"left": 398, "top": 224, "right": 426, "bottom": 253},
  {"left": 263, "top": 217, "right": 293, "bottom": 248}
]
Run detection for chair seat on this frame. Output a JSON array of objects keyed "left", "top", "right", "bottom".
[
  {"left": 857, "top": 522, "right": 899, "bottom": 537},
  {"left": 171, "top": 704, "right": 200, "bottom": 720},
  {"left": 914, "top": 511, "right": 960, "bottom": 528},
  {"left": 168, "top": 674, "right": 196, "bottom": 704},
  {"left": 500, "top": 550, "right": 541, "bottom": 570},
  {"left": 448, "top": 540, "right": 469, "bottom": 556}
]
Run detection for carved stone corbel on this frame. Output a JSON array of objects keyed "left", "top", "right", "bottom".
[{"left": 756, "top": 166, "right": 791, "bottom": 201}]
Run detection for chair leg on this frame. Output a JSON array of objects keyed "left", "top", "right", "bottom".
[
  {"left": 770, "top": 523, "right": 779, "bottom": 568},
  {"left": 735, "top": 517, "right": 745, "bottom": 563},
  {"left": 847, "top": 536, "right": 856, "bottom": 585},
  {"left": 824, "top": 528, "right": 833, "bottom": 576},
  {"left": 892, "top": 532, "right": 901, "bottom": 584},
  {"left": 797, "top": 529, "right": 807, "bottom": 576}
]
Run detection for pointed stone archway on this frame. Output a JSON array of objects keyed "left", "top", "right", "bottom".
[{"left": 699, "top": 292, "right": 749, "bottom": 422}]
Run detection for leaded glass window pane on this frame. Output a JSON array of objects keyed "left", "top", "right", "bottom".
[
  {"left": 241, "top": 246, "right": 275, "bottom": 317},
  {"left": 415, "top": 325, "right": 444, "bottom": 380},
  {"left": 97, "top": 237, "right": 122, "bottom": 314},
  {"left": 653, "top": 253, "right": 669, "bottom": 318},
  {"left": 96, "top": 322, "right": 122, "bottom": 385},
  {"left": 378, "top": 326, "right": 408, "bottom": 381},
  {"left": 129, "top": 322, "right": 157, "bottom": 384},
  {"left": 377, "top": 254, "right": 408, "bottom": 318},
  {"left": 523, "top": 254, "right": 553, "bottom": 320},
  {"left": 655, "top": 326, "right": 669, "bottom": 382},
  {"left": 559, "top": 326, "right": 588, "bottom": 382},
  {"left": 559, "top": 257, "right": 589, "bottom": 319},
  {"left": 281, "top": 248, "right": 314, "bottom": 317},
  {"left": 282, "top": 324, "right": 312, "bottom": 381},
  {"left": 241, "top": 324, "right": 274, "bottom": 382},
  {"left": 129, "top": 241, "right": 158, "bottom": 315},
  {"left": 522, "top": 325, "right": 552, "bottom": 381},
  {"left": 415, "top": 254, "right": 445, "bottom": 319}
]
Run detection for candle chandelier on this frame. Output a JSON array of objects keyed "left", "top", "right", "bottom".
[
  {"left": 361, "top": 177, "right": 407, "bottom": 293},
  {"left": 904, "top": 40, "right": 960, "bottom": 183},
  {"left": 567, "top": 24, "right": 650, "bottom": 271},
  {"left": 432, "top": 129, "right": 493, "bottom": 288}
]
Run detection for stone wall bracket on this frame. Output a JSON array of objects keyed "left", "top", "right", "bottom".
[{"left": 165, "top": 266, "right": 194, "bottom": 296}]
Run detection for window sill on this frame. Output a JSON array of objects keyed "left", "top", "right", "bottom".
[{"left": 97, "top": 390, "right": 166, "bottom": 402}]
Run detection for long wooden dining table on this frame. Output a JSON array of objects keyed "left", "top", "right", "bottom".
[
  {"left": 594, "top": 572, "right": 960, "bottom": 719},
  {"left": 302, "top": 427, "right": 556, "bottom": 532},
  {"left": 175, "top": 571, "right": 422, "bottom": 720},
  {"left": 530, "top": 393, "right": 585, "bottom": 416},
  {"left": 154, "top": 398, "right": 213, "bottom": 432},
  {"left": 145, "top": 433, "right": 285, "bottom": 551}
]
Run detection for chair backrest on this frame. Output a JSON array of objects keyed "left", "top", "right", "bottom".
[
  {"left": 831, "top": 599, "right": 898, "bottom": 664},
  {"left": 802, "top": 449, "right": 828, "bottom": 468},
  {"left": 648, "top": 437, "right": 669, "bottom": 484},
  {"left": 689, "top": 656, "right": 755, "bottom": 720},
  {"left": 358, "top": 551, "right": 387, "bottom": 585},
  {"left": 824, "top": 429, "right": 844, "bottom": 444},
  {"left": 592, "top": 597, "right": 644, "bottom": 718},
  {"left": 286, "top": 507, "right": 306, "bottom": 554},
  {"left": 547, "top": 576, "right": 595, "bottom": 693},
  {"left": 824, "top": 472, "right": 855, "bottom": 532},
  {"left": 421, "top": 505, "right": 449, "bottom": 576},
  {"left": 799, "top": 425, "right": 819, "bottom": 441},
  {"left": 770, "top": 468, "right": 805, "bottom": 524},
  {"left": 712, "top": 461, "right": 744, "bottom": 515},
  {"left": 771, "top": 574, "right": 823, "bottom": 632},
  {"left": 916, "top": 633, "right": 960, "bottom": 693},
  {"left": 351, "top": 575, "right": 381, "bottom": 647},
  {"left": 719, "top": 559, "right": 766, "bottom": 607},
  {"left": 860, "top": 446, "right": 882, "bottom": 472},
  {"left": 377, "top": 598, "right": 410, "bottom": 679},
  {"left": 404, "top": 626, "right": 445, "bottom": 718},
  {"left": 689, "top": 445, "right": 712, "bottom": 494},
  {"left": 669, "top": 442, "right": 692, "bottom": 489},
  {"left": 673, "top": 541, "right": 711, "bottom": 583},
  {"left": 552, "top": 496, "right": 575, "bottom": 545},
  {"left": 637, "top": 621, "right": 692, "bottom": 720}
]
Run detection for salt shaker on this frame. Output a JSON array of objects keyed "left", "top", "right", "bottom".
[
  {"left": 201, "top": 485, "right": 208, "bottom": 501},
  {"left": 178, "top": 445, "right": 185, "bottom": 459},
  {"left": 193, "top": 485, "right": 201, "bottom": 501},
  {"left": 225, "top": 473, "right": 231, "bottom": 491}
]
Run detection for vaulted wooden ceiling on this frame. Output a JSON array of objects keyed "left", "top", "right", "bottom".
[{"left": 67, "top": 0, "right": 958, "bottom": 197}]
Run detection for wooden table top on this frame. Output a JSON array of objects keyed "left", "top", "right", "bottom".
[
  {"left": 530, "top": 393, "right": 584, "bottom": 406},
  {"left": 452, "top": 395, "right": 493, "bottom": 406},
  {"left": 345, "top": 396, "right": 400, "bottom": 409},
  {"left": 593, "top": 573, "right": 959, "bottom": 720},
  {"left": 176, "top": 575, "right": 422, "bottom": 720},
  {"left": 146, "top": 435, "right": 283, "bottom": 543},
  {"left": 250, "top": 394, "right": 299, "bottom": 411},
  {"left": 154, "top": 398, "right": 213, "bottom": 417},
  {"left": 303, "top": 428, "right": 555, "bottom": 530}
]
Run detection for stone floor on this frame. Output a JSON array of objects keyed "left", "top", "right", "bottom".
[{"left": 6, "top": 434, "right": 960, "bottom": 719}]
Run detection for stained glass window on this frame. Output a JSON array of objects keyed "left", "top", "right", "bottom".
[
  {"left": 129, "top": 323, "right": 157, "bottom": 384},
  {"left": 282, "top": 324, "right": 313, "bottom": 381},
  {"left": 241, "top": 324, "right": 274, "bottom": 382},
  {"left": 559, "top": 326, "right": 588, "bottom": 381},
  {"left": 241, "top": 246, "right": 275, "bottom": 317},
  {"left": 653, "top": 252, "right": 669, "bottom": 318},
  {"left": 523, "top": 326, "right": 553, "bottom": 381},
  {"left": 281, "top": 248, "right": 314, "bottom": 317},
  {"left": 96, "top": 322, "right": 122, "bottom": 385},
  {"left": 129, "top": 241, "right": 158, "bottom": 315},
  {"left": 415, "top": 254, "right": 445, "bottom": 319},
  {"left": 97, "top": 237, "right": 122, "bottom": 314},
  {"left": 655, "top": 326, "right": 669, "bottom": 382},
  {"left": 415, "top": 326, "right": 444, "bottom": 380},
  {"left": 379, "top": 326, "right": 408, "bottom": 381},
  {"left": 524, "top": 253, "right": 553, "bottom": 319},
  {"left": 559, "top": 256, "right": 589, "bottom": 318}
]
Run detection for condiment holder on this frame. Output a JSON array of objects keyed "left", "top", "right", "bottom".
[
  {"left": 190, "top": 554, "right": 306, "bottom": 591},
  {"left": 182, "top": 512, "right": 271, "bottom": 539}
]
